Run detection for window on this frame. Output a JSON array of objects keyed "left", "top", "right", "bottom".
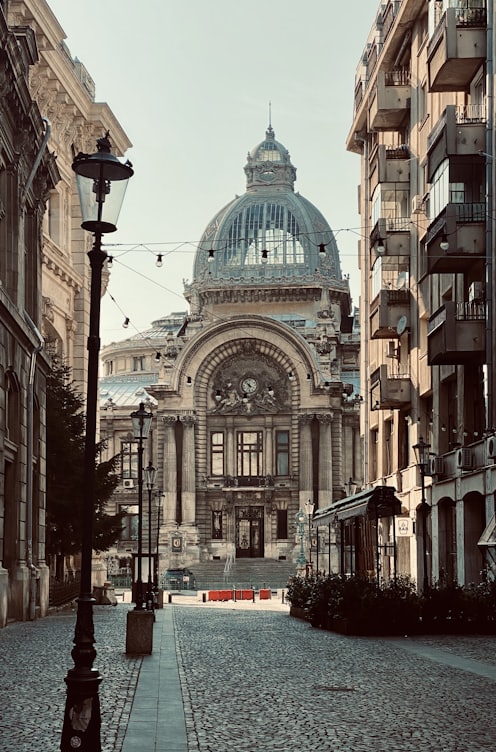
[
  {"left": 237, "top": 431, "right": 263, "bottom": 477},
  {"left": 121, "top": 441, "right": 138, "bottom": 479},
  {"left": 210, "top": 432, "right": 224, "bottom": 476},
  {"left": 276, "top": 509, "right": 288, "bottom": 539},
  {"left": 276, "top": 430, "right": 289, "bottom": 475},
  {"left": 119, "top": 505, "right": 138, "bottom": 541},
  {"left": 133, "top": 356, "right": 145, "bottom": 372},
  {"left": 212, "top": 510, "right": 223, "bottom": 539}
]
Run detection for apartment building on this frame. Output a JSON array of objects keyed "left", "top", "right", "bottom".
[{"left": 334, "top": 0, "right": 495, "bottom": 587}]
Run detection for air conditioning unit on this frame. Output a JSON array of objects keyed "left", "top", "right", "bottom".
[
  {"left": 456, "top": 448, "right": 473, "bottom": 471},
  {"left": 429, "top": 456, "right": 445, "bottom": 478},
  {"left": 486, "top": 436, "right": 496, "bottom": 460},
  {"left": 123, "top": 479, "right": 135, "bottom": 489},
  {"left": 468, "top": 281, "right": 484, "bottom": 303},
  {"left": 411, "top": 194, "right": 424, "bottom": 214}
]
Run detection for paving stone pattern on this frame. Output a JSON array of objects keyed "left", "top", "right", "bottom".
[
  {"left": 1, "top": 601, "right": 496, "bottom": 751},
  {"left": 0, "top": 605, "right": 141, "bottom": 751},
  {"left": 173, "top": 607, "right": 496, "bottom": 752}
]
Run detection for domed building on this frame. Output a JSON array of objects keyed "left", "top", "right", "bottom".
[{"left": 100, "top": 126, "right": 361, "bottom": 583}]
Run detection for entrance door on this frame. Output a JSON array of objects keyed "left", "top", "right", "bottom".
[{"left": 235, "top": 506, "right": 264, "bottom": 558}]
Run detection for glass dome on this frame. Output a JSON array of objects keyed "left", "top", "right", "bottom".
[{"left": 192, "top": 127, "right": 342, "bottom": 283}]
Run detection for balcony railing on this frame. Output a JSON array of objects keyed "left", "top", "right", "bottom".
[
  {"left": 455, "top": 102, "right": 486, "bottom": 123},
  {"left": 384, "top": 69, "right": 410, "bottom": 87}
]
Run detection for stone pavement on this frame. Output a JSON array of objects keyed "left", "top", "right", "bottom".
[{"left": 0, "top": 595, "right": 496, "bottom": 751}]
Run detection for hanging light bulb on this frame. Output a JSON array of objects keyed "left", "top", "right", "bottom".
[
  {"left": 207, "top": 249, "right": 215, "bottom": 263},
  {"left": 215, "top": 389, "right": 222, "bottom": 402},
  {"left": 376, "top": 238, "right": 385, "bottom": 254},
  {"left": 242, "top": 392, "right": 248, "bottom": 403},
  {"left": 107, "top": 255, "right": 114, "bottom": 268},
  {"left": 261, "top": 249, "right": 269, "bottom": 264},
  {"left": 123, "top": 317, "right": 130, "bottom": 328},
  {"left": 267, "top": 385, "right": 274, "bottom": 397},
  {"left": 156, "top": 254, "right": 163, "bottom": 267},
  {"left": 319, "top": 243, "right": 326, "bottom": 257},
  {"left": 154, "top": 352, "right": 161, "bottom": 363},
  {"left": 440, "top": 234, "right": 449, "bottom": 251}
]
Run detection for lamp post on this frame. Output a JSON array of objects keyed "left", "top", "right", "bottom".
[
  {"left": 130, "top": 403, "right": 153, "bottom": 610},
  {"left": 413, "top": 437, "right": 431, "bottom": 595},
  {"left": 144, "top": 461, "right": 156, "bottom": 610},
  {"left": 61, "top": 134, "right": 133, "bottom": 752},
  {"left": 305, "top": 499, "right": 315, "bottom": 570},
  {"left": 155, "top": 492, "right": 164, "bottom": 593},
  {"left": 295, "top": 510, "right": 307, "bottom": 572}
]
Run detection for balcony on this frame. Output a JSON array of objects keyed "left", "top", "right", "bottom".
[
  {"left": 370, "top": 364, "right": 411, "bottom": 410},
  {"left": 427, "top": 104, "right": 486, "bottom": 178},
  {"left": 427, "top": 300, "right": 486, "bottom": 365},
  {"left": 369, "top": 69, "right": 411, "bottom": 130},
  {"left": 371, "top": 216, "right": 411, "bottom": 260},
  {"left": 370, "top": 289, "right": 410, "bottom": 339},
  {"left": 427, "top": 5, "right": 487, "bottom": 93},
  {"left": 371, "top": 144, "right": 410, "bottom": 184},
  {"left": 425, "top": 202, "right": 485, "bottom": 274}
]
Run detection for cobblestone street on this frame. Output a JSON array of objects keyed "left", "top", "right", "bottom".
[
  {"left": 174, "top": 605, "right": 496, "bottom": 752},
  {"left": 1, "top": 601, "right": 495, "bottom": 751},
  {"left": 0, "top": 605, "right": 141, "bottom": 752}
]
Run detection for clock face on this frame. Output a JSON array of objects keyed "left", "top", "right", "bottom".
[{"left": 241, "top": 377, "right": 258, "bottom": 395}]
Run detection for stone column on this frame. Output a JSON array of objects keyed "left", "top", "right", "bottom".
[
  {"left": 264, "top": 417, "right": 273, "bottom": 477},
  {"left": 162, "top": 416, "right": 177, "bottom": 525},
  {"left": 298, "top": 414, "right": 313, "bottom": 509},
  {"left": 317, "top": 413, "right": 333, "bottom": 504},
  {"left": 181, "top": 415, "right": 197, "bottom": 525},
  {"left": 226, "top": 420, "right": 235, "bottom": 478}
]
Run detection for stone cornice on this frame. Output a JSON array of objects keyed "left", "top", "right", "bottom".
[{"left": 42, "top": 246, "right": 82, "bottom": 292}]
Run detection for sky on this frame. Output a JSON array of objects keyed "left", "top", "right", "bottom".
[{"left": 46, "top": 0, "right": 379, "bottom": 347}]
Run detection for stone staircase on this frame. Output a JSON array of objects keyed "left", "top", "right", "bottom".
[{"left": 190, "top": 558, "right": 296, "bottom": 591}]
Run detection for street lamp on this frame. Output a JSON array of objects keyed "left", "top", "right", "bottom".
[
  {"left": 130, "top": 403, "right": 153, "bottom": 611},
  {"left": 144, "top": 461, "right": 157, "bottom": 611},
  {"left": 61, "top": 134, "right": 133, "bottom": 752},
  {"left": 295, "top": 510, "right": 307, "bottom": 571},
  {"left": 305, "top": 499, "right": 315, "bottom": 570},
  {"left": 155, "top": 492, "right": 164, "bottom": 593},
  {"left": 413, "top": 436, "right": 431, "bottom": 595}
]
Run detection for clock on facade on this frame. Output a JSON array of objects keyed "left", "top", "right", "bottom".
[{"left": 240, "top": 377, "right": 258, "bottom": 395}]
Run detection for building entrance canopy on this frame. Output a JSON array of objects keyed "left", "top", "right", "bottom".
[{"left": 313, "top": 486, "right": 401, "bottom": 526}]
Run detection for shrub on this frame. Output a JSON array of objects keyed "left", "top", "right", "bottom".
[
  {"left": 285, "top": 575, "right": 314, "bottom": 610},
  {"left": 288, "top": 572, "right": 496, "bottom": 635}
]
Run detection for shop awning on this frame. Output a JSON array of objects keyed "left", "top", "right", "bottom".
[
  {"left": 313, "top": 486, "right": 401, "bottom": 527},
  {"left": 478, "top": 514, "right": 496, "bottom": 548}
]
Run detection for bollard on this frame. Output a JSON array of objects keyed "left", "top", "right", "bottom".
[
  {"left": 168, "top": 593, "right": 172, "bottom": 604},
  {"left": 202, "top": 592, "right": 206, "bottom": 603},
  {"left": 282, "top": 590, "right": 285, "bottom": 604},
  {"left": 252, "top": 589, "right": 255, "bottom": 603}
]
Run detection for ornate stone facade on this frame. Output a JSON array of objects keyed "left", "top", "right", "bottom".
[
  {"left": 0, "top": 0, "right": 130, "bottom": 626},
  {"left": 100, "top": 129, "right": 361, "bottom": 579}
]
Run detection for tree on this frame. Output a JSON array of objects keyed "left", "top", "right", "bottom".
[{"left": 46, "top": 360, "right": 125, "bottom": 561}]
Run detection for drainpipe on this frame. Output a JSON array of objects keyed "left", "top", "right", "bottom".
[
  {"left": 24, "top": 312, "right": 44, "bottom": 620},
  {"left": 21, "top": 118, "right": 51, "bottom": 620},
  {"left": 355, "top": 132, "right": 369, "bottom": 485},
  {"left": 22, "top": 118, "right": 51, "bottom": 202},
  {"left": 486, "top": 1, "right": 494, "bottom": 429}
]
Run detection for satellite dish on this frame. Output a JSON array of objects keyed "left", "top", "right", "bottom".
[{"left": 397, "top": 315, "right": 408, "bottom": 335}]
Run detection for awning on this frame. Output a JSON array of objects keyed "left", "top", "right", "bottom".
[
  {"left": 478, "top": 514, "right": 496, "bottom": 548},
  {"left": 313, "top": 486, "right": 401, "bottom": 527}
]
